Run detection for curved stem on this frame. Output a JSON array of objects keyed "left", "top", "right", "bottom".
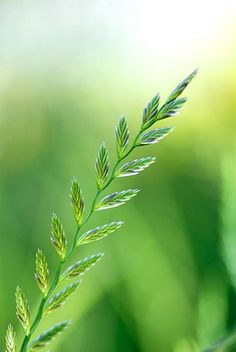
[{"left": 20, "top": 131, "right": 140, "bottom": 352}]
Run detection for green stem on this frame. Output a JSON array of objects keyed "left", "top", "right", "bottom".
[{"left": 19, "top": 130, "right": 141, "bottom": 352}]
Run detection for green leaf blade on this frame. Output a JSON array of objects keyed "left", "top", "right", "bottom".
[
  {"left": 95, "top": 143, "right": 109, "bottom": 190},
  {"left": 142, "top": 93, "right": 160, "bottom": 129},
  {"left": 5, "top": 324, "right": 16, "bottom": 352},
  {"left": 45, "top": 281, "right": 80, "bottom": 315},
  {"left": 157, "top": 97, "right": 187, "bottom": 121},
  {"left": 95, "top": 189, "right": 139, "bottom": 210},
  {"left": 115, "top": 157, "right": 156, "bottom": 177},
  {"left": 35, "top": 249, "right": 50, "bottom": 296},
  {"left": 78, "top": 221, "right": 124, "bottom": 245},
  {"left": 135, "top": 127, "right": 174, "bottom": 146},
  {"left": 50, "top": 213, "right": 67, "bottom": 259},
  {"left": 115, "top": 116, "right": 129, "bottom": 158},
  {"left": 15, "top": 286, "right": 30, "bottom": 335},
  {"left": 61, "top": 253, "right": 104, "bottom": 280},
  {"left": 166, "top": 69, "right": 198, "bottom": 103},
  {"left": 70, "top": 178, "right": 85, "bottom": 225},
  {"left": 30, "top": 321, "right": 71, "bottom": 350}
]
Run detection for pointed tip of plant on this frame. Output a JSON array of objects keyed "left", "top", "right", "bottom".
[
  {"left": 64, "top": 319, "right": 73, "bottom": 328},
  {"left": 51, "top": 212, "right": 57, "bottom": 219},
  {"left": 94, "top": 252, "right": 105, "bottom": 262},
  {"left": 5, "top": 323, "right": 16, "bottom": 352},
  {"left": 148, "top": 156, "right": 157, "bottom": 163},
  {"left": 133, "top": 188, "right": 140, "bottom": 194},
  {"left": 192, "top": 67, "right": 199, "bottom": 75},
  {"left": 71, "top": 176, "right": 78, "bottom": 185},
  {"left": 118, "top": 221, "right": 125, "bottom": 226}
]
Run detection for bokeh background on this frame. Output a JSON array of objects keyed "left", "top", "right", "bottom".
[{"left": 0, "top": 1, "right": 236, "bottom": 351}]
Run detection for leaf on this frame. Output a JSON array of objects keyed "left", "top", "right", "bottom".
[
  {"left": 35, "top": 249, "right": 50, "bottom": 295},
  {"left": 157, "top": 97, "right": 187, "bottom": 121},
  {"left": 115, "top": 116, "right": 129, "bottom": 157},
  {"left": 142, "top": 93, "right": 160, "bottom": 129},
  {"left": 166, "top": 69, "right": 198, "bottom": 103},
  {"left": 95, "top": 143, "right": 109, "bottom": 189},
  {"left": 95, "top": 189, "right": 139, "bottom": 210},
  {"left": 115, "top": 157, "right": 156, "bottom": 177},
  {"left": 70, "top": 177, "right": 85, "bottom": 225},
  {"left": 5, "top": 324, "right": 16, "bottom": 352},
  {"left": 78, "top": 222, "right": 124, "bottom": 245},
  {"left": 44, "top": 282, "right": 80, "bottom": 315},
  {"left": 29, "top": 321, "right": 71, "bottom": 350},
  {"left": 50, "top": 213, "right": 67, "bottom": 259},
  {"left": 135, "top": 127, "right": 174, "bottom": 146},
  {"left": 61, "top": 253, "right": 104, "bottom": 280},
  {"left": 15, "top": 286, "right": 30, "bottom": 335}
]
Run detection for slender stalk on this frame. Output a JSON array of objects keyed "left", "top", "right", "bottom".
[
  {"left": 10, "top": 69, "right": 197, "bottom": 352},
  {"left": 19, "top": 129, "right": 141, "bottom": 352}
]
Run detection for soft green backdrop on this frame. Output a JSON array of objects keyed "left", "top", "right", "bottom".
[{"left": 0, "top": 1, "right": 236, "bottom": 351}]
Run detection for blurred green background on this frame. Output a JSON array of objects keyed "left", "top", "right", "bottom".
[{"left": 0, "top": 1, "right": 236, "bottom": 351}]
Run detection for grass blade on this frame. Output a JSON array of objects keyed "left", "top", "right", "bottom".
[
  {"left": 70, "top": 178, "right": 85, "bottom": 225},
  {"left": 61, "top": 253, "right": 104, "bottom": 280},
  {"left": 5, "top": 324, "right": 16, "bottom": 352},
  {"left": 115, "top": 157, "right": 156, "bottom": 177},
  {"left": 142, "top": 93, "right": 160, "bottom": 129},
  {"left": 166, "top": 69, "right": 198, "bottom": 103},
  {"left": 29, "top": 321, "right": 71, "bottom": 350},
  {"left": 35, "top": 250, "right": 50, "bottom": 296},
  {"left": 50, "top": 213, "right": 67, "bottom": 259},
  {"left": 44, "top": 282, "right": 80, "bottom": 315},
  {"left": 95, "top": 189, "right": 139, "bottom": 210},
  {"left": 135, "top": 127, "right": 174, "bottom": 146},
  {"left": 115, "top": 116, "right": 129, "bottom": 158},
  {"left": 15, "top": 286, "right": 30, "bottom": 335},
  {"left": 95, "top": 143, "right": 109, "bottom": 190},
  {"left": 157, "top": 98, "right": 187, "bottom": 120},
  {"left": 78, "top": 222, "right": 124, "bottom": 245}
]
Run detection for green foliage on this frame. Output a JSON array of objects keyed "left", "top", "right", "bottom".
[
  {"left": 70, "top": 178, "right": 85, "bottom": 225},
  {"left": 5, "top": 324, "right": 16, "bottom": 352},
  {"left": 35, "top": 250, "right": 50, "bottom": 296},
  {"left": 166, "top": 69, "right": 198, "bottom": 103},
  {"left": 157, "top": 97, "right": 187, "bottom": 120},
  {"left": 15, "top": 286, "right": 30, "bottom": 335},
  {"left": 50, "top": 213, "right": 67, "bottom": 259},
  {"left": 142, "top": 93, "right": 160, "bottom": 130},
  {"left": 3, "top": 70, "right": 197, "bottom": 352},
  {"left": 115, "top": 116, "right": 129, "bottom": 158},
  {"left": 61, "top": 254, "right": 104, "bottom": 280},
  {"left": 78, "top": 222, "right": 124, "bottom": 244},
  {"left": 95, "top": 189, "right": 139, "bottom": 210},
  {"left": 115, "top": 157, "right": 156, "bottom": 177},
  {"left": 135, "top": 127, "right": 174, "bottom": 146},
  {"left": 44, "top": 282, "right": 80, "bottom": 315},
  {"left": 29, "top": 321, "right": 71, "bottom": 350},
  {"left": 95, "top": 143, "right": 109, "bottom": 189}
]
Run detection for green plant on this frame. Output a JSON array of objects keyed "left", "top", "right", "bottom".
[{"left": 3, "top": 70, "right": 197, "bottom": 352}]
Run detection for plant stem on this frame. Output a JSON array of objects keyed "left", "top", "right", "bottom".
[{"left": 19, "top": 130, "right": 140, "bottom": 352}]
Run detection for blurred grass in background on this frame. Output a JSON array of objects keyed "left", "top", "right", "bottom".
[{"left": 0, "top": 1, "right": 236, "bottom": 351}]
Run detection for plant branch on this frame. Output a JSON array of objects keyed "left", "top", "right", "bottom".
[
  {"left": 12, "top": 69, "right": 197, "bottom": 352},
  {"left": 19, "top": 126, "right": 142, "bottom": 352}
]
